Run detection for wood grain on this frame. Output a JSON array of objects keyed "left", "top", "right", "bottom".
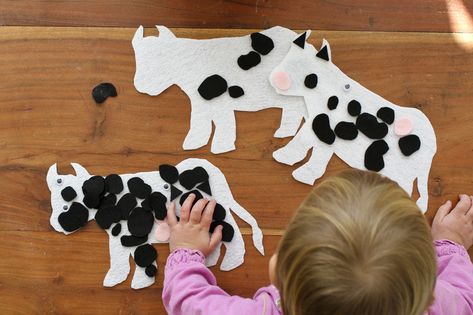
[{"left": 0, "top": 1, "right": 473, "bottom": 32}]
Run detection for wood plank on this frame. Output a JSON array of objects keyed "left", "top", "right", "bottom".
[{"left": 0, "top": 1, "right": 472, "bottom": 32}]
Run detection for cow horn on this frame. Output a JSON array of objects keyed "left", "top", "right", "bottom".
[
  {"left": 156, "top": 25, "right": 176, "bottom": 39},
  {"left": 70, "top": 163, "right": 90, "bottom": 178},
  {"left": 132, "top": 25, "right": 144, "bottom": 47},
  {"left": 46, "top": 163, "right": 58, "bottom": 190}
]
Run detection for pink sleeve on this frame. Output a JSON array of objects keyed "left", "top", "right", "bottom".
[
  {"left": 162, "top": 249, "right": 282, "bottom": 315},
  {"left": 427, "top": 240, "right": 473, "bottom": 315}
]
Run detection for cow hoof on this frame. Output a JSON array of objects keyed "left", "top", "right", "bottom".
[
  {"left": 211, "top": 143, "right": 236, "bottom": 154},
  {"left": 273, "top": 148, "right": 300, "bottom": 166},
  {"left": 274, "top": 126, "right": 297, "bottom": 138},
  {"left": 183, "top": 137, "right": 208, "bottom": 151},
  {"left": 292, "top": 167, "right": 316, "bottom": 185},
  {"left": 103, "top": 269, "right": 129, "bottom": 287}
]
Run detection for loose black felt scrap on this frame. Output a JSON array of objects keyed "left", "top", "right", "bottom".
[
  {"left": 179, "top": 190, "right": 204, "bottom": 207},
  {"left": 104, "top": 174, "right": 123, "bottom": 194},
  {"left": 398, "top": 135, "right": 421, "bottom": 156},
  {"left": 145, "top": 265, "right": 157, "bottom": 277},
  {"left": 210, "top": 221, "right": 234, "bottom": 242},
  {"left": 128, "top": 207, "right": 154, "bottom": 237},
  {"left": 95, "top": 205, "right": 121, "bottom": 230},
  {"left": 237, "top": 51, "right": 261, "bottom": 71},
  {"left": 120, "top": 235, "right": 148, "bottom": 247},
  {"left": 312, "top": 114, "right": 335, "bottom": 145},
  {"left": 250, "top": 32, "right": 274, "bottom": 55},
  {"left": 327, "top": 96, "right": 339, "bottom": 110},
  {"left": 228, "top": 86, "right": 245, "bottom": 98},
  {"left": 127, "top": 177, "right": 152, "bottom": 199},
  {"left": 159, "top": 164, "right": 179, "bottom": 184},
  {"left": 149, "top": 192, "right": 167, "bottom": 220},
  {"left": 61, "top": 186, "right": 77, "bottom": 202},
  {"left": 117, "top": 193, "right": 137, "bottom": 220},
  {"left": 316, "top": 46, "right": 330, "bottom": 62},
  {"left": 356, "top": 113, "right": 389, "bottom": 139},
  {"left": 198, "top": 74, "right": 228, "bottom": 100},
  {"left": 364, "top": 140, "right": 389, "bottom": 172},
  {"left": 58, "top": 202, "right": 89, "bottom": 232},
  {"left": 100, "top": 194, "right": 117, "bottom": 209},
  {"left": 170, "top": 185, "right": 183, "bottom": 201},
  {"left": 213, "top": 203, "right": 226, "bottom": 221},
  {"left": 334, "top": 121, "right": 358, "bottom": 140},
  {"left": 111, "top": 223, "right": 121, "bottom": 236},
  {"left": 304, "top": 74, "right": 318, "bottom": 89},
  {"left": 92, "top": 82, "right": 117, "bottom": 104},
  {"left": 347, "top": 100, "right": 361, "bottom": 117},
  {"left": 293, "top": 32, "right": 306, "bottom": 49},
  {"left": 134, "top": 244, "right": 157, "bottom": 267},
  {"left": 196, "top": 181, "right": 212, "bottom": 196},
  {"left": 376, "top": 107, "right": 395, "bottom": 125}
]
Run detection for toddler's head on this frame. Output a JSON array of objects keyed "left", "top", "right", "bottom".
[{"left": 272, "top": 169, "right": 436, "bottom": 315}]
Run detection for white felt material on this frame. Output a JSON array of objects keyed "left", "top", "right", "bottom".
[
  {"left": 132, "top": 25, "right": 307, "bottom": 154},
  {"left": 270, "top": 33, "right": 437, "bottom": 212},
  {"left": 46, "top": 159, "right": 264, "bottom": 289}
]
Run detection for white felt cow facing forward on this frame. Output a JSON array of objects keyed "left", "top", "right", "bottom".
[
  {"left": 270, "top": 32, "right": 437, "bottom": 212},
  {"left": 46, "top": 159, "right": 264, "bottom": 289},
  {"left": 132, "top": 25, "right": 306, "bottom": 154}
]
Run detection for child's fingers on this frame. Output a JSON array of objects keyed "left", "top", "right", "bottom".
[
  {"left": 467, "top": 196, "right": 473, "bottom": 218},
  {"left": 201, "top": 200, "right": 216, "bottom": 230},
  {"left": 208, "top": 225, "right": 223, "bottom": 252},
  {"left": 166, "top": 202, "right": 178, "bottom": 227},
  {"left": 190, "top": 198, "right": 209, "bottom": 224},
  {"left": 452, "top": 194, "right": 472, "bottom": 216},
  {"left": 434, "top": 200, "right": 452, "bottom": 222},
  {"left": 180, "top": 194, "right": 196, "bottom": 223}
]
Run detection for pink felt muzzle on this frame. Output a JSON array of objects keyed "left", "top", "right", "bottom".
[
  {"left": 271, "top": 71, "right": 291, "bottom": 91},
  {"left": 394, "top": 117, "right": 413, "bottom": 136}
]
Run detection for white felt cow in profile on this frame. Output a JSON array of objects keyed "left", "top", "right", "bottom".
[
  {"left": 46, "top": 159, "right": 264, "bottom": 289},
  {"left": 269, "top": 31, "right": 437, "bottom": 212},
  {"left": 132, "top": 25, "right": 307, "bottom": 154}
]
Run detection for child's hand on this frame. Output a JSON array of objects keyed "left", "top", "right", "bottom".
[
  {"left": 167, "top": 194, "right": 223, "bottom": 257},
  {"left": 431, "top": 195, "right": 473, "bottom": 249}
]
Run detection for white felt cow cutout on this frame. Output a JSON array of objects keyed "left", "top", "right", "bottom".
[
  {"left": 46, "top": 159, "right": 264, "bottom": 289},
  {"left": 269, "top": 31, "right": 437, "bottom": 212},
  {"left": 132, "top": 25, "right": 307, "bottom": 154}
]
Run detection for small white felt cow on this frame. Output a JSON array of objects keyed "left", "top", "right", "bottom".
[
  {"left": 269, "top": 31, "right": 437, "bottom": 212},
  {"left": 46, "top": 159, "right": 264, "bottom": 289},
  {"left": 132, "top": 25, "right": 307, "bottom": 154}
]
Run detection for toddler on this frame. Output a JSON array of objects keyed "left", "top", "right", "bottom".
[{"left": 162, "top": 170, "right": 473, "bottom": 314}]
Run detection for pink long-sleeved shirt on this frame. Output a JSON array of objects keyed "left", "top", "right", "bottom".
[{"left": 163, "top": 240, "right": 473, "bottom": 315}]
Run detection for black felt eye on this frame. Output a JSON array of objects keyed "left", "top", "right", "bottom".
[
  {"left": 63, "top": 205, "right": 68, "bottom": 210},
  {"left": 343, "top": 84, "right": 351, "bottom": 91},
  {"left": 304, "top": 74, "right": 318, "bottom": 89},
  {"left": 164, "top": 184, "right": 170, "bottom": 190}
]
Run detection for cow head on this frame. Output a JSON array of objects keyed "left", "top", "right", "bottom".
[
  {"left": 132, "top": 25, "right": 176, "bottom": 96},
  {"left": 46, "top": 163, "right": 91, "bottom": 234}
]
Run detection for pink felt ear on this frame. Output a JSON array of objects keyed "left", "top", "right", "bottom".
[
  {"left": 155, "top": 220, "right": 171, "bottom": 242},
  {"left": 394, "top": 117, "right": 413, "bottom": 136},
  {"left": 271, "top": 71, "right": 291, "bottom": 91}
]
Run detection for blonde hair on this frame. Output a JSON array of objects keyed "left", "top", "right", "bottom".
[{"left": 276, "top": 169, "right": 436, "bottom": 315}]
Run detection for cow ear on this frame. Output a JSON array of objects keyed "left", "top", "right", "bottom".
[
  {"left": 156, "top": 25, "right": 176, "bottom": 39},
  {"left": 316, "top": 39, "right": 331, "bottom": 62},
  {"left": 293, "top": 30, "right": 311, "bottom": 49}
]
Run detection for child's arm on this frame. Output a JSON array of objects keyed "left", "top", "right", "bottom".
[
  {"left": 428, "top": 195, "right": 473, "bottom": 315},
  {"left": 162, "top": 195, "right": 281, "bottom": 315}
]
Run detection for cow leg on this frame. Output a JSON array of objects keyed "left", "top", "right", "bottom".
[
  {"left": 292, "top": 146, "right": 333, "bottom": 185},
  {"left": 183, "top": 103, "right": 213, "bottom": 150},
  {"left": 205, "top": 242, "right": 222, "bottom": 267},
  {"left": 103, "top": 234, "right": 132, "bottom": 287},
  {"left": 211, "top": 110, "right": 236, "bottom": 154},
  {"left": 273, "top": 123, "right": 314, "bottom": 165},
  {"left": 274, "top": 105, "right": 305, "bottom": 138},
  {"left": 131, "top": 244, "right": 157, "bottom": 290}
]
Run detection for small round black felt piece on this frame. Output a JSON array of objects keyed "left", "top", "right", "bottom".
[
  {"left": 179, "top": 190, "right": 204, "bottom": 207},
  {"left": 250, "top": 32, "right": 274, "bottom": 55},
  {"left": 327, "top": 96, "right": 339, "bottom": 110},
  {"left": 347, "top": 100, "right": 361, "bottom": 117},
  {"left": 213, "top": 203, "right": 226, "bottom": 221},
  {"left": 228, "top": 86, "right": 245, "bottom": 98},
  {"left": 237, "top": 51, "right": 261, "bottom": 70},
  {"left": 111, "top": 223, "right": 122, "bottom": 236},
  {"left": 159, "top": 164, "right": 179, "bottom": 184},
  {"left": 304, "top": 73, "right": 318, "bottom": 89},
  {"left": 58, "top": 202, "right": 89, "bottom": 232},
  {"left": 198, "top": 74, "right": 228, "bottom": 100},
  {"left": 312, "top": 114, "right": 335, "bottom": 145},
  {"left": 196, "top": 181, "right": 212, "bottom": 196},
  {"left": 376, "top": 107, "right": 395, "bottom": 125},
  {"left": 398, "top": 135, "right": 421, "bottom": 156},
  {"left": 100, "top": 194, "right": 117, "bottom": 209},
  {"left": 170, "top": 184, "right": 183, "bottom": 201},
  {"left": 82, "top": 176, "right": 105, "bottom": 196},
  {"left": 145, "top": 265, "right": 157, "bottom": 277},
  {"left": 210, "top": 221, "right": 234, "bottom": 242},
  {"left": 127, "top": 177, "right": 152, "bottom": 199},
  {"left": 364, "top": 140, "right": 390, "bottom": 172},
  {"left": 83, "top": 193, "right": 101, "bottom": 209},
  {"left": 134, "top": 244, "right": 157, "bottom": 267},
  {"left": 334, "top": 121, "right": 358, "bottom": 140},
  {"left": 92, "top": 82, "right": 117, "bottom": 104},
  {"left": 120, "top": 235, "right": 148, "bottom": 247},
  {"left": 356, "top": 113, "right": 389, "bottom": 139},
  {"left": 95, "top": 205, "right": 121, "bottom": 230},
  {"left": 128, "top": 207, "right": 154, "bottom": 237},
  {"left": 117, "top": 193, "right": 137, "bottom": 220},
  {"left": 61, "top": 186, "right": 77, "bottom": 202},
  {"left": 104, "top": 174, "right": 123, "bottom": 194}
]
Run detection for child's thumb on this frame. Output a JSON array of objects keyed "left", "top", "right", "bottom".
[{"left": 209, "top": 226, "right": 223, "bottom": 251}]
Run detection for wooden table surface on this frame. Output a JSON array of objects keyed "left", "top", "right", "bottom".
[{"left": 0, "top": 1, "right": 472, "bottom": 314}]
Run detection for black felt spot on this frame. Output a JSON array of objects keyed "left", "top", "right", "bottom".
[
  {"left": 92, "top": 82, "right": 117, "bottom": 104},
  {"left": 61, "top": 186, "right": 77, "bottom": 202},
  {"left": 145, "top": 265, "right": 157, "bottom": 277},
  {"left": 327, "top": 96, "right": 339, "bottom": 110},
  {"left": 159, "top": 164, "right": 179, "bottom": 184},
  {"left": 149, "top": 192, "right": 167, "bottom": 220},
  {"left": 83, "top": 193, "right": 101, "bottom": 209},
  {"left": 250, "top": 32, "right": 274, "bottom": 55},
  {"left": 196, "top": 181, "right": 212, "bottom": 196},
  {"left": 134, "top": 244, "right": 157, "bottom": 267},
  {"left": 347, "top": 100, "right": 361, "bottom": 117},
  {"left": 237, "top": 51, "right": 261, "bottom": 70},
  {"left": 198, "top": 74, "right": 228, "bottom": 100},
  {"left": 293, "top": 32, "right": 306, "bottom": 49},
  {"left": 170, "top": 184, "right": 183, "bottom": 201},
  {"left": 120, "top": 235, "right": 148, "bottom": 247},
  {"left": 304, "top": 74, "right": 318, "bottom": 89},
  {"left": 117, "top": 193, "right": 137, "bottom": 220},
  {"left": 228, "top": 86, "right": 244, "bottom": 98},
  {"left": 334, "top": 122, "right": 358, "bottom": 140},
  {"left": 82, "top": 176, "right": 105, "bottom": 196},
  {"left": 95, "top": 205, "right": 121, "bottom": 230},
  {"left": 399, "top": 135, "right": 421, "bottom": 156},
  {"left": 356, "top": 113, "right": 389, "bottom": 139},
  {"left": 127, "top": 177, "right": 151, "bottom": 199},
  {"left": 179, "top": 167, "right": 209, "bottom": 190},
  {"left": 111, "top": 223, "right": 121, "bottom": 236},
  {"left": 210, "top": 221, "right": 234, "bottom": 242},
  {"left": 312, "top": 114, "right": 335, "bottom": 145},
  {"left": 58, "top": 202, "right": 89, "bottom": 232},
  {"left": 141, "top": 197, "right": 152, "bottom": 212},
  {"left": 128, "top": 207, "right": 154, "bottom": 237},
  {"left": 364, "top": 140, "right": 389, "bottom": 171},
  {"left": 105, "top": 174, "right": 123, "bottom": 194},
  {"left": 179, "top": 190, "right": 204, "bottom": 207},
  {"left": 213, "top": 203, "right": 226, "bottom": 221},
  {"left": 376, "top": 107, "right": 395, "bottom": 125},
  {"left": 316, "top": 46, "right": 330, "bottom": 61},
  {"left": 101, "top": 194, "right": 117, "bottom": 207}
]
